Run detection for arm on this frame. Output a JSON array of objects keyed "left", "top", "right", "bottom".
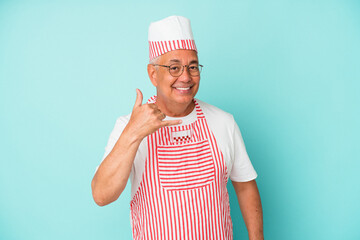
[
  {"left": 91, "top": 124, "right": 142, "bottom": 206},
  {"left": 232, "top": 179, "right": 264, "bottom": 240},
  {"left": 91, "top": 89, "right": 181, "bottom": 206}
]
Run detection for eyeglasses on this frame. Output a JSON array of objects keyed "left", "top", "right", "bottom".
[{"left": 152, "top": 64, "right": 203, "bottom": 77}]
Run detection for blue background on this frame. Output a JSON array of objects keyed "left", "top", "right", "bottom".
[{"left": 1, "top": 0, "right": 359, "bottom": 239}]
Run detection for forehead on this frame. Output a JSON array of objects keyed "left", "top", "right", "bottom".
[{"left": 159, "top": 49, "right": 198, "bottom": 64}]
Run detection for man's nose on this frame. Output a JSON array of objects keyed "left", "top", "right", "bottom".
[{"left": 178, "top": 66, "right": 192, "bottom": 81}]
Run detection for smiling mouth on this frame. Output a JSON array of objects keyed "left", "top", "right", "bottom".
[
  {"left": 173, "top": 84, "right": 194, "bottom": 90},
  {"left": 175, "top": 87, "right": 191, "bottom": 90}
]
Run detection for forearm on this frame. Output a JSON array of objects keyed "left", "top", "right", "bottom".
[
  {"left": 232, "top": 180, "right": 264, "bottom": 240},
  {"left": 91, "top": 127, "right": 142, "bottom": 206}
]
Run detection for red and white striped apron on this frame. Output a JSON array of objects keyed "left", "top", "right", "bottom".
[{"left": 130, "top": 96, "right": 233, "bottom": 240}]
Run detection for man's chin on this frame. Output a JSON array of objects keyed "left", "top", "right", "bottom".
[{"left": 172, "top": 94, "right": 195, "bottom": 104}]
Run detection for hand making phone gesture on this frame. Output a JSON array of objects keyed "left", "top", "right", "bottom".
[{"left": 125, "top": 89, "right": 182, "bottom": 141}]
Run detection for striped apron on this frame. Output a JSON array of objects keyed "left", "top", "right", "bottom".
[{"left": 130, "top": 96, "right": 233, "bottom": 240}]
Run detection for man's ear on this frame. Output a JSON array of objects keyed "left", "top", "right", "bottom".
[{"left": 147, "top": 64, "right": 158, "bottom": 87}]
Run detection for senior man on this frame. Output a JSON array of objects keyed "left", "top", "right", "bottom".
[{"left": 91, "top": 15, "right": 264, "bottom": 240}]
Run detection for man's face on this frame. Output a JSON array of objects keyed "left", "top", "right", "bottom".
[{"left": 149, "top": 49, "right": 200, "bottom": 108}]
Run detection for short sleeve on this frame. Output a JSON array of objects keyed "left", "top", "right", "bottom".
[
  {"left": 94, "top": 116, "right": 129, "bottom": 173},
  {"left": 229, "top": 117, "right": 258, "bottom": 182}
]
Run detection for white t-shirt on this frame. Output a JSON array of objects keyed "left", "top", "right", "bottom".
[{"left": 96, "top": 99, "right": 257, "bottom": 199}]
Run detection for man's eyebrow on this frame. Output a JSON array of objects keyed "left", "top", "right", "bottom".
[
  {"left": 189, "top": 60, "right": 199, "bottom": 64},
  {"left": 169, "top": 59, "right": 181, "bottom": 63},
  {"left": 168, "top": 59, "right": 199, "bottom": 64}
]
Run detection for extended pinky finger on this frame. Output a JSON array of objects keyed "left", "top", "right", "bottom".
[{"left": 162, "top": 119, "right": 182, "bottom": 127}]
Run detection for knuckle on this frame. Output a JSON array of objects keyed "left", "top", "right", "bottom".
[{"left": 148, "top": 103, "right": 156, "bottom": 109}]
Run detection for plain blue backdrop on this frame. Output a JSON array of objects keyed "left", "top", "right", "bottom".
[{"left": 1, "top": 0, "right": 359, "bottom": 239}]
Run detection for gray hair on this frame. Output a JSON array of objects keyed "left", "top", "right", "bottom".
[
  {"left": 149, "top": 56, "right": 161, "bottom": 70},
  {"left": 149, "top": 56, "right": 160, "bottom": 64}
]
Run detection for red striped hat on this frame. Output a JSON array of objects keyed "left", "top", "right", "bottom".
[{"left": 148, "top": 16, "right": 197, "bottom": 61}]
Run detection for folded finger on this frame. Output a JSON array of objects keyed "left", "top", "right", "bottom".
[{"left": 159, "top": 112, "right": 166, "bottom": 120}]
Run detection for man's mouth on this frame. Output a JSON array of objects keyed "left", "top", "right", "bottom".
[{"left": 174, "top": 87, "right": 191, "bottom": 90}]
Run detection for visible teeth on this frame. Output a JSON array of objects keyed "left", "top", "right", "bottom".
[{"left": 176, "top": 87, "right": 190, "bottom": 90}]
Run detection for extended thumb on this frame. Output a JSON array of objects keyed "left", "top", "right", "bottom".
[{"left": 134, "top": 88, "right": 143, "bottom": 107}]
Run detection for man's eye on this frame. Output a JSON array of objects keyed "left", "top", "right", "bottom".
[
  {"left": 170, "top": 66, "right": 180, "bottom": 71},
  {"left": 189, "top": 66, "right": 199, "bottom": 70}
]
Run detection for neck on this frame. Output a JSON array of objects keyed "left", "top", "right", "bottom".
[{"left": 155, "top": 97, "right": 195, "bottom": 117}]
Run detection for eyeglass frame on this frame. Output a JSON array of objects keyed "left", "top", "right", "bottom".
[{"left": 151, "top": 63, "right": 204, "bottom": 77}]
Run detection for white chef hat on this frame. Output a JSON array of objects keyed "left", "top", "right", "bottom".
[{"left": 148, "top": 15, "right": 197, "bottom": 61}]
